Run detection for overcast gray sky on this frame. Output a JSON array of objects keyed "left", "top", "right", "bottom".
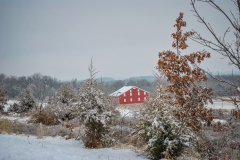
[{"left": 0, "top": 0, "right": 238, "bottom": 80}]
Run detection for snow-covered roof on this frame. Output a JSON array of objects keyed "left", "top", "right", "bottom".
[
  {"left": 110, "top": 86, "right": 149, "bottom": 97},
  {"left": 110, "top": 86, "right": 134, "bottom": 97}
]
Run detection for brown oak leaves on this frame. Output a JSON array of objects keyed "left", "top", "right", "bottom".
[{"left": 157, "top": 13, "right": 213, "bottom": 131}]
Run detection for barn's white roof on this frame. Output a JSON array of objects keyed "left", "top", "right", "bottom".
[{"left": 110, "top": 86, "right": 134, "bottom": 97}]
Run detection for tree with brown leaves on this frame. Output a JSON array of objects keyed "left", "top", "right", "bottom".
[{"left": 157, "top": 13, "right": 213, "bottom": 132}]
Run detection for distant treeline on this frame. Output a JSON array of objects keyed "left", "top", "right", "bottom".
[
  {"left": 206, "top": 74, "right": 240, "bottom": 97},
  {"left": 0, "top": 73, "right": 63, "bottom": 99},
  {"left": 0, "top": 73, "right": 239, "bottom": 99},
  {"left": 0, "top": 73, "right": 158, "bottom": 99}
]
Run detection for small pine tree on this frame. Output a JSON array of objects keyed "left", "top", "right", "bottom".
[
  {"left": 0, "top": 84, "right": 8, "bottom": 113},
  {"left": 18, "top": 87, "right": 36, "bottom": 113},
  {"left": 79, "top": 60, "right": 115, "bottom": 148},
  {"left": 47, "top": 82, "right": 78, "bottom": 120},
  {"left": 137, "top": 79, "right": 187, "bottom": 159},
  {"left": 55, "top": 82, "right": 77, "bottom": 105}
]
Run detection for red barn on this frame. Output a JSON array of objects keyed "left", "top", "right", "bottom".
[{"left": 110, "top": 86, "right": 149, "bottom": 105}]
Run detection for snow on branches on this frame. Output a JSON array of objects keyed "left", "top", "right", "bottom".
[
  {"left": 0, "top": 84, "right": 7, "bottom": 113},
  {"left": 46, "top": 82, "right": 78, "bottom": 120},
  {"left": 78, "top": 60, "right": 115, "bottom": 148},
  {"left": 137, "top": 81, "right": 187, "bottom": 159},
  {"left": 157, "top": 13, "right": 213, "bottom": 132},
  {"left": 18, "top": 86, "right": 36, "bottom": 113}
]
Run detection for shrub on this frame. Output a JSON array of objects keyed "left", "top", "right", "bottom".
[
  {"left": 191, "top": 115, "right": 240, "bottom": 159},
  {"left": 45, "top": 102, "right": 77, "bottom": 121},
  {"left": 30, "top": 109, "right": 60, "bottom": 126},
  {"left": 0, "top": 119, "right": 13, "bottom": 134},
  {"left": 12, "top": 120, "right": 70, "bottom": 137},
  {"left": 35, "top": 123, "right": 48, "bottom": 139},
  {"left": 44, "top": 83, "right": 78, "bottom": 121},
  {"left": 47, "top": 125, "right": 70, "bottom": 137},
  {"left": 7, "top": 103, "right": 20, "bottom": 112},
  {"left": 13, "top": 120, "right": 38, "bottom": 135},
  {"left": 55, "top": 82, "right": 77, "bottom": 104}
]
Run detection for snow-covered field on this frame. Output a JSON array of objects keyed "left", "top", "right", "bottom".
[
  {"left": 206, "top": 101, "right": 237, "bottom": 110},
  {"left": 1, "top": 100, "right": 149, "bottom": 160},
  {"left": 0, "top": 134, "right": 148, "bottom": 160},
  {"left": 1, "top": 99, "right": 235, "bottom": 160},
  {"left": 116, "top": 109, "right": 136, "bottom": 117}
]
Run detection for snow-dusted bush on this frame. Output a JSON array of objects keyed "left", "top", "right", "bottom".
[
  {"left": 13, "top": 120, "right": 38, "bottom": 135},
  {"left": 17, "top": 87, "right": 36, "bottom": 113},
  {"left": 45, "top": 102, "right": 77, "bottom": 121},
  {"left": 12, "top": 120, "right": 70, "bottom": 137},
  {"left": 45, "top": 82, "right": 78, "bottom": 120},
  {"left": 7, "top": 103, "right": 18, "bottom": 112},
  {"left": 55, "top": 82, "right": 77, "bottom": 105},
  {"left": 30, "top": 109, "right": 60, "bottom": 126},
  {"left": 192, "top": 112, "right": 240, "bottom": 159},
  {"left": 137, "top": 84, "right": 188, "bottom": 159},
  {"left": 79, "top": 61, "right": 116, "bottom": 148},
  {"left": 47, "top": 125, "right": 70, "bottom": 137}
]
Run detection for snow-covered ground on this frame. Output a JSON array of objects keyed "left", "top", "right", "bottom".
[
  {"left": 3, "top": 100, "right": 18, "bottom": 112},
  {"left": 0, "top": 134, "right": 148, "bottom": 160},
  {"left": 212, "top": 119, "right": 227, "bottom": 124},
  {"left": 116, "top": 109, "right": 136, "bottom": 117},
  {"left": 3, "top": 100, "right": 47, "bottom": 112}
]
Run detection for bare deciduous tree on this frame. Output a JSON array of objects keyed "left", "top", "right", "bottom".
[
  {"left": 191, "top": 1, "right": 240, "bottom": 157},
  {"left": 190, "top": 0, "right": 240, "bottom": 106}
]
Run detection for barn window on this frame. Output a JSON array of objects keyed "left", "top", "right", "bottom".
[
  {"left": 144, "top": 92, "right": 146, "bottom": 95},
  {"left": 124, "top": 93, "right": 126, "bottom": 96},
  {"left": 124, "top": 99, "right": 126, "bottom": 102},
  {"left": 130, "top": 93, "right": 132, "bottom": 96},
  {"left": 138, "top": 90, "right": 140, "bottom": 95},
  {"left": 144, "top": 97, "right": 146, "bottom": 100},
  {"left": 138, "top": 98, "right": 140, "bottom": 101},
  {"left": 130, "top": 98, "right": 132, "bottom": 102},
  {"left": 130, "top": 90, "right": 132, "bottom": 92}
]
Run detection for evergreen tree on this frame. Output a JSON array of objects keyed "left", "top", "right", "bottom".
[
  {"left": 56, "top": 82, "right": 77, "bottom": 105},
  {"left": 79, "top": 60, "right": 115, "bottom": 148},
  {"left": 137, "top": 79, "right": 188, "bottom": 159},
  {"left": 0, "top": 84, "right": 7, "bottom": 113},
  {"left": 18, "top": 87, "right": 36, "bottom": 112},
  {"left": 45, "top": 82, "right": 77, "bottom": 120}
]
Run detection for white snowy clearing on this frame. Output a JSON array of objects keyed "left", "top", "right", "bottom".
[
  {"left": 0, "top": 134, "right": 148, "bottom": 160},
  {"left": 206, "top": 101, "right": 237, "bottom": 110},
  {"left": 3, "top": 100, "right": 18, "bottom": 112},
  {"left": 116, "top": 109, "right": 136, "bottom": 117}
]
